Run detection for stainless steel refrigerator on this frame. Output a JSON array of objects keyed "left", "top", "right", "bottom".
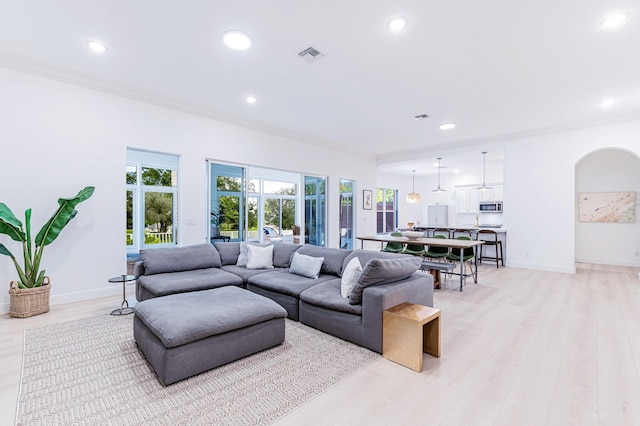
[{"left": 427, "top": 205, "right": 448, "bottom": 227}]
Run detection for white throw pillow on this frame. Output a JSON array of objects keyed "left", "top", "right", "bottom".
[
  {"left": 246, "top": 244, "right": 274, "bottom": 270},
  {"left": 236, "top": 242, "right": 249, "bottom": 267},
  {"left": 341, "top": 257, "right": 362, "bottom": 298},
  {"left": 289, "top": 252, "right": 324, "bottom": 279}
]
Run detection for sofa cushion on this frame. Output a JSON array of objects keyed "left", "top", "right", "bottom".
[
  {"left": 272, "top": 242, "right": 301, "bottom": 268},
  {"left": 299, "top": 280, "right": 363, "bottom": 316},
  {"left": 349, "top": 256, "right": 422, "bottom": 305},
  {"left": 214, "top": 241, "right": 241, "bottom": 266},
  {"left": 246, "top": 244, "right": 275, "bottom": 269},
  {"left": 247, "top": 269, "right": 335, "bottom": 298},
  {"left": 134, "top": 286, "right": 287, "bottom": 348},
  {"left": 140, "top": 244, "right": 222, "bottom": 275},
  {"left": 221, "top": 265, "right": 277, "bottom": 282},
  {"left": 297, "top": 246, "right": 352, "bottom": 277},
  {"left": 340, "top": 257, "right": 362, "bottom": 298},
  {"left": 289, "top": 252, "right": 324, "bottom": 279},
  {"left": 137, "top": 268, "right": 243, "bottom": 298}
]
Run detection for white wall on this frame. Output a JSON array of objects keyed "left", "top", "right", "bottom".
[
  {"left": 575, "top": 149, "right": 640, "bottom": 266},
  {"left": 505, "top": 120, "right": 640, "bottom": 273},
  {"left": 378, "top": 121, "right": 640, "bottom": 273},
  {"left": 0, "top": 67, "right": 378, "bottom": 313}
]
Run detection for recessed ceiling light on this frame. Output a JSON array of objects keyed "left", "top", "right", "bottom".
[
  {"left": 387, "top": 17, "right": 408, "bottom": 31},
  {"left": 600, "top": 98, "right": 615, "bottom": 108},
  {"left": 245, "top": 95, "right": 257, "bottom": 104},
  {"left": 223, "top": 30, "right": 252, "bottom": 50},
  {"left": 85, "top": 40, "right": 108, "bottom": 53},
  {"left": 439, "top": 123, "right": 456, "bottom": 130},
  {"left": 600, "top": 12, "right": 629, "bottom": 29}
]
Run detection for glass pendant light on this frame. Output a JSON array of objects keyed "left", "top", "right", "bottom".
[
  {"left": 406, "top": 170, "right": 421, "bottom": 203},
  {"left": 477, "top": 151, "right": 492, "bottom": 191},
  {"left": 433, "top": 158, "right": 446, "bottom": 193}
]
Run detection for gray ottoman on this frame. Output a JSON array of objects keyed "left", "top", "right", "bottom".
[{"left": 133, "top": 286, "right": 287, "bottom": 386}]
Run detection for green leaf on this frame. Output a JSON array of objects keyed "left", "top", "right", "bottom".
[
  {"left": 0, "top": 242, "right": 14, "bottom": 258},
  {"left": 0, "top": 219, "right": 25, "bottom": 242},
  {"left": 0, "top": 203, "right": 22, "bottom": 228},
  {"left": 35, "top": 186, "right": 95, "bottom": 247}
]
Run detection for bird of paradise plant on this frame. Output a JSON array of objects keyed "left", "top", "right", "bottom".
[{"left": 0, "top": 186, "right": 95, "bottom": 288}]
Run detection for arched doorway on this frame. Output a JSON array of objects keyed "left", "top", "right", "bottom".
[{"left": 575, "top": 148, "right": 640, "bottom": 267}]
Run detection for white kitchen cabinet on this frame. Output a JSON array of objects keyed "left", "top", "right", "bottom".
[
  {"left": 457, "top": 185, "right": 503, "bottom": 212},
  {"left": 456, "top": 187, "right": 480, "bottom": 213}
]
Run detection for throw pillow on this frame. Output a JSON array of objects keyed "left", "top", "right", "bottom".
[
  {"left": 289, "top": 252, "right": 324, "bottom": 279},
  {"left": 236, "top": 242, "right": 249, "bottom": 267},
  {"left": 246, "top": 244, "right": 274, "bottom": 270},
  {"left": 340, "top": 257, "right": 362, "bottom": 298},
  {"left": 349, "top": 256, "right": 422, "bottom": 305}
]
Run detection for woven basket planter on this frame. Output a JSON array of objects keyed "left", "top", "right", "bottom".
[{"left": 9, "top": 277, "right": 51, "bottom": 318}]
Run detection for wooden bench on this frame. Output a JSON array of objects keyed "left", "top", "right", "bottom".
[{"left": 419, "top": 261, "right": 454, "bottom": 289}]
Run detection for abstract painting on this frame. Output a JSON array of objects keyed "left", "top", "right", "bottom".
[{"left": 578, "top": 191, "right": 636, "bottom": 223}]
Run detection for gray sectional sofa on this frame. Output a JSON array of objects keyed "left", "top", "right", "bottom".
[{"left": 134, "top": 241, "right": 433, "bottom": 353}]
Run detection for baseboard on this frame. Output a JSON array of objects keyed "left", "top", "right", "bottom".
[
  {"left": 574, "top": 257, "right": 640, "bottom": 268},
  {"left": 507, "top": 261, "right": 576, "bottom": 274},
  {"left": 0, "top": 285, "right": 128, "bottom": 315}
]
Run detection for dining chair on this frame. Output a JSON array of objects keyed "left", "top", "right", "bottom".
[
  {"left": 425, "top": 234, "right": 449, "bottom": 261},
  {"left": 403, "top": 242, "right": 426, "bottom": 256},
  {"left": 445, "top": 235, "right": 476, "bottom": 276},
  {"left": 476, "top": 229, "right": 504, "bottom": 268},
  {"left": 381, "top": 232, "right": 404, "bottom": 253}
]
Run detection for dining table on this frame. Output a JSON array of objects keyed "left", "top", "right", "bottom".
[{"left": 356, "top": 235, "right": 484, "bottom": 292}]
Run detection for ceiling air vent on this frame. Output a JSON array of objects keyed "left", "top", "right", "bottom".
[
  {"left": 298, "top": 46, "right": 324, "bottom": 63},
  {"left": 413, "top": 114, "right": 430, "bottom": 120}
]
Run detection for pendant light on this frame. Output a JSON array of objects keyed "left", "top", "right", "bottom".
[
  {"left": 406, "top": 170, "right": 421, "bottom": 203},
  {"left": 432, "top": 158, "right": 446, "bottom": 193},
  {"left": 477, "top": 151, "right": 492, "bottom": 191}
]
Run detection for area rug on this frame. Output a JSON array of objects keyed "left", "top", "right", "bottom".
[{"left": 17, "top": 315, "right": 379, "bottom": 425}]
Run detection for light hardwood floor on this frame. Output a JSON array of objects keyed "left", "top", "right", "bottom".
[{"left": 2, "top": 264, "right": 639, "bottom": 425}]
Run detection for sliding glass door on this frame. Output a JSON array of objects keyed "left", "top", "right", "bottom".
[
  {"left": 304, "top": 176, "right": 326, "bottom": 246},
  {"left": 339, "top": 178, "right": 355, "bottom": 249},
  {"left": 209, "top": 163, "right": 246, "bottom": 242}
]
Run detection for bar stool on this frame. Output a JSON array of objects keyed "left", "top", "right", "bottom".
[
  {"left": 451, "top": 228, "right": 472, "bottom": 238},
  {"left": 432, "top": 228, "right": 451, "bottom": 238},
  {"left": 476, "top": 229, "right": 504, "bottom": 268}
]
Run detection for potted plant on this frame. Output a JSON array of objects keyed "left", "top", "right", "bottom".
[{"left": 0, "top": 186, "right": 95, "bottom": 318}]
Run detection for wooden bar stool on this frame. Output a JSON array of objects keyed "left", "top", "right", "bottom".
[{"left": 476, "top": 229, "right": 504, "bottom": 268}]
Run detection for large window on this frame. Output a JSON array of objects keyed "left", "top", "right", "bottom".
[
  {"left": 127, "top": 149, "right": 179, "bottom": 253},
  {"left": 209, "top": 163, "right": 302, "bottom": 244},
  {"left": 376, "top": 188, "right": 397, "bottom": 233}
]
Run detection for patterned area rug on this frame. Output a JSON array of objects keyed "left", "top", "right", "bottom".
[{"left": 17, "top": 315, "right": 379, "bottom": 425}]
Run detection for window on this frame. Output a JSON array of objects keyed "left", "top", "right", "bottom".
[
  {"left": 376, "top": 188, "right": 397, "bottom": 233},
  {"left": 339, "top": 179, "right": 355, "bottom": 249},
  {"left": 304, "top": 175, "right": 327, "bottom": 246},
  {"left": 127, "top": 149, "right": 179, "bottom": 253},
  {"left": 209, "top": 164, "right": 300, "bottom": 244}
]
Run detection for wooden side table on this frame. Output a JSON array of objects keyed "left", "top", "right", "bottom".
[{"left": 383, "top": 302, "right": 441, "bottom": 372}]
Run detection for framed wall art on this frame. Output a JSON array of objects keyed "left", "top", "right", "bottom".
[{"left": 363, "top": 189, "right": 373, "bottom": 210}]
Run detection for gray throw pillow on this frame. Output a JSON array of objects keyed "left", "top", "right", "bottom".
[
  {"left": 289, "top": 252, "right": 324, "bottom": 279},
  {"left": 348, "top": 256, "right": 422, "bottom": 305}
]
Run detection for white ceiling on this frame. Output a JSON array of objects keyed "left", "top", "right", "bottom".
[{"left": 1, "top": 1, "right": 638, "bottom": 174}]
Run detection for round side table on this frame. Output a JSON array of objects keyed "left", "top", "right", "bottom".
[{"left": 109, "top": 274, "right": 138, "bottom": 315}]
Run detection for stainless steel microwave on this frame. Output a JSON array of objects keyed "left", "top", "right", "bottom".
[{"left": 478, "top": 201, "right": 503, "bottom": 213}]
